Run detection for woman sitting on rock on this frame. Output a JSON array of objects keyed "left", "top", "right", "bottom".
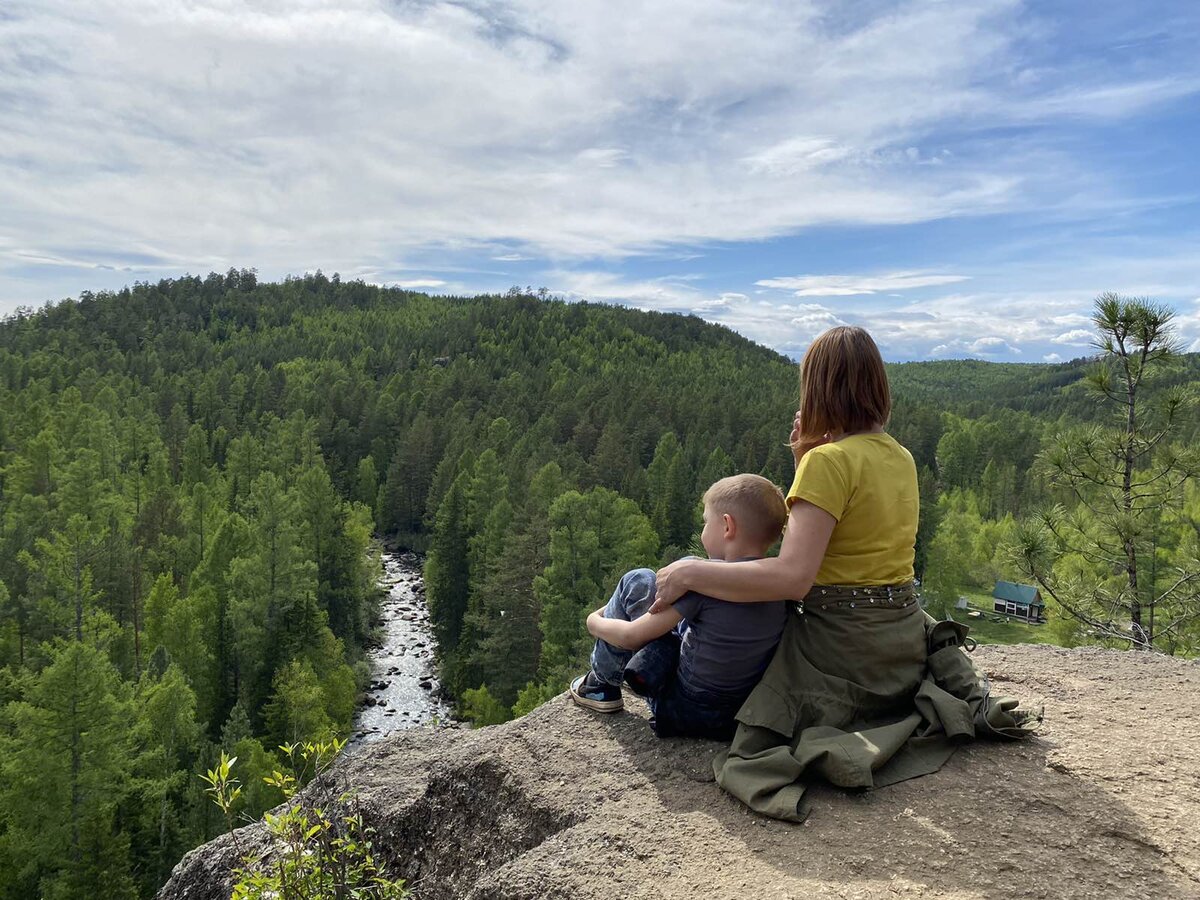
[{"left": 651, "top": 325, "right": 1036, "bottom": 822}]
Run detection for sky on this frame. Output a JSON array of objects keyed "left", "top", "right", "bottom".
[{"left": 2, "top": 0, "right": 1199, "bottom": 361}]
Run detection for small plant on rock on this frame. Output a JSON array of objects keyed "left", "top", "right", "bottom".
[{"left": 201, "top": 738, "right": 407, "bottom": 899}]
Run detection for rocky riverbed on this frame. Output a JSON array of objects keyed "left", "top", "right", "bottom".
[{"left": 352, "top": 550, "right": 453, "bottom": 744}]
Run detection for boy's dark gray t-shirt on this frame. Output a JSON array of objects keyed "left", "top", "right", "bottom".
[{"left": 672, "top": 591, "right": 787, "bottom": 695}]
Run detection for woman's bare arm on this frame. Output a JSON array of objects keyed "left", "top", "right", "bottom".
[{"left": 650, "top": 500, "right": 835, "bottom": 611}]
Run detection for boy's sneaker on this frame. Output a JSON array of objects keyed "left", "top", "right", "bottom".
[{"left": 569, "top": 671, "right": 623, "bottom": 713}]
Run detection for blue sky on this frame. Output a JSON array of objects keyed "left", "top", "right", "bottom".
[{"left": 2, "top": 0, "right": 1198, "bottom": 360}]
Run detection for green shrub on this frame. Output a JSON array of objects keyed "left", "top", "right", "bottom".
[{"left": 201, "top": 739, "right": 407, "bottom": 899}]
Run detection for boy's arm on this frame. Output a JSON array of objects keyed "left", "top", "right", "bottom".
[{"left": 586, "top": 606, "right": 683, "bottom": 652}]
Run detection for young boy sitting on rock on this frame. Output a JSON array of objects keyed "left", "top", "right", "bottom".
[{"left": 570, "top": 474, "right": 788, "bottom": 740}]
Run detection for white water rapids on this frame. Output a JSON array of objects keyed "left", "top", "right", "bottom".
[{"left": 352, "top": 550, "right": 452, "bottom": 744}]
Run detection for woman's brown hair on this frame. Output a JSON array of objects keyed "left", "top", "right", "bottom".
[{"left": 795, "top": 326, "right": 891, "bottom": 443}]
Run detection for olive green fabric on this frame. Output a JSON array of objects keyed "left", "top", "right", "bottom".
[{"left": 713, "top": 585, "right": 1042, "bottom": 823}]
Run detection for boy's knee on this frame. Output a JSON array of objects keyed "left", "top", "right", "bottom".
[
  {"left": 622, "top": 568, "right": 657, "bottom": 589},
  {"left": 622, "top": 569, "right": 658, "bottom": 616},
  {"left": 620, "top": 568, "right": 657, "bottom": 602}
]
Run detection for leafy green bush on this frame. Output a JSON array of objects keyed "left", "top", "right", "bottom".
[
  {"left": 461, "top": 684, "right": 512, "bottom": 726},
  {"left": 201, "top": 739, "right": 407, "bottom": 899}
]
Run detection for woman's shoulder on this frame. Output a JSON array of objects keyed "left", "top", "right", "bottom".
[
  {"left": 822, "top": 434, "right": 916, "bottom": 482},
  {"left": 798, "top": 433, "right": 915, "bottom": 484},
  {"left": 821, "top": 432, "right": 911, "bottom": 459},
  {"left": 878, "top": 432, "right": 916, "bottom": 462}
]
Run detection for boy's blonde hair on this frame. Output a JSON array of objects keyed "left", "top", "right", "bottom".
[{"left": 702, "top": 474, "right": 787, "bottom": 548}]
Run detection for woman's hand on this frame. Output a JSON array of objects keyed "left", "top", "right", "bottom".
[
  {"left": 789, "top": 409, "right": 830, "bottom": 466},
  {"left": 649, "top": 502, "right": 836, "bottom": 606},
  {"left": 788, "top": 409, "right": 803, "bottom": 450},
  {"left": 650, "top": 558, "right": 694, "bottom": 613}
]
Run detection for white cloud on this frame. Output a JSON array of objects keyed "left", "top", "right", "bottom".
[
  {"left": 789, "top": 304, "right": 850, "bottom": 339},
  {"left": 394, "top": 279, "right": 448, "bottom": 289},
  {"left": 930, "top": 335, "right": 1019, "bottom": 357},
  {"left": 755, "top": 271, "right": 970, "bottom": 296},
  {"left": 689, "top": 291, "right": 750, "bottom": 311},
  {"left": 547, "top": 271, "right": 814, "bottom": 350},
  {"left": 4, "top": 0, "right": 1197, "bottom": 312},
  {"left": 1004, "top": 77, "right": 1200, "bottom": 123},
  {"left": 1051, "top": 328, "right": 1095, "bottom": 345},
  {"left": 970, "top": 336, "right": 1020, "bottom": 355},
  {"left": 548, "top": 271, "right": 699, "bottom": 307},
  {"left": 1173, "top": 298, "right": 1200, "bottom": 352},
  {"left": 1048, "top": 313, "right": 1093, "bottom": 328},
  {"left": 514, "top": 253, "right": 1200, "bottom": 363},
  {"left": 743, "top": 138, "right": 854, "bottom": 175}
]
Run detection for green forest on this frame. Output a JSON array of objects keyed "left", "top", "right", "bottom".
[{"left": 1, "top": 272, "right": 1197, "bottom": 898}]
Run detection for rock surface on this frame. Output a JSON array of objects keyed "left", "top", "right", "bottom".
[{"left": 161, "top": 645, "right": 1200, "bottom": 899}]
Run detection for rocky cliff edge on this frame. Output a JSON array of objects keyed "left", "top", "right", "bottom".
[{"left": 161, "top": 645, "right": 1200, "bottom": 900}]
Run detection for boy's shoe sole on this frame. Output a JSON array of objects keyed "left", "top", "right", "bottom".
[{"left": 569, "top": 675, "right": 624, "bottom": 713}]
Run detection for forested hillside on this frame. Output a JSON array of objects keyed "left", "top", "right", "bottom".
[
  {"left": 1, "top": 272, "right": 1196, "bottom": 897},
  {"left": 889, "top": 355, "right": 1200, "bottom": 420},
  {"left": 0, "top": 272, "right": 800, "bottom": 897}
]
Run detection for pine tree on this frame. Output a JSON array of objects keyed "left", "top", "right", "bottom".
[
  {"left": 227, "top": 472, "right": 317, "bottom": 712},
  {"left": 182, "top": 481, "right": 223, "bottom": 577},
  {"left": 162, "top": 584, "right": 219, "bottom": 727},
  {"left": 189, "top": 513, "right": 253, "bottom": 728},
  {"left": 143, "top": 572, "right": 179, "bottom": 655},
  {"left": 180, "top": 423, "right": 211, "bottom": 488},
  {"left": 22, "top": 514, "right": 110, "bottom": 645},
  {"left": 133, "top": 664, "right": 201, "bottom": 890},
  {"left": 1014, "top": 295, "right": 1200, "bottom": 649},
  {"left": 379, "top": 414, "right": 437, "bottom": 535},
  {"left": 535, "top": 488, "right": 658, "bottom": 682},
  {"left": 224, "top": 434, "right": 262, "bottom": 509},
  {"left": 265, "top": 659, "right": 334, "bottom": 744},
  {"left": 645, "top": 432, "right": 694, "bottom": 552},
  {"left": 466, "top": 462, "right": 571, "bottom": 705},
  {"left": 591, "top": 420, "right": 635, "bottom": 493},
  {"left": 913, "top": 465, "right": 941, "bottom": 582},
  {"left": 0, "top": 641, "right": 136, "bottom": 898},
  {"left": 354, "top": 455, "right": 379, "bottom": 510},
  {"left": 697, "top": 447, "right": 736, "bottom": 494},
  {"left": 296, "top": 464, "right": 363, "bottom": 640},
  {"left": 425, "top": 474, "right": 471, "bottom": 654},
  {"left": 664, "top": 450, "right": 698, "bottom": 551}
]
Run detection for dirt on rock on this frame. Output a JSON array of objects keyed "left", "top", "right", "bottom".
[{"left": 160, "top": 645, "right": 1200, "bottom": 899}]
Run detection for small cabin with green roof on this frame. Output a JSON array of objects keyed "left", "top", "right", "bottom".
[{"left": 992, "top": 581, "right": 1045, "bottom": 622}]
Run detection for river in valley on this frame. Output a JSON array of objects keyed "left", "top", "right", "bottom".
[{"left": 351, "top": 550, "right": 453, "bottom": 744}]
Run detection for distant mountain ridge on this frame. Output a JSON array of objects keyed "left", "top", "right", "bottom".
[{"left": 889, "top": 354, "right": 1200, "bottom": 421}]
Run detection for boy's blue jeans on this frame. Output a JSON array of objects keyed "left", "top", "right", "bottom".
[{"left": 590, "top": 568, "right": 746, "bottom": 741}]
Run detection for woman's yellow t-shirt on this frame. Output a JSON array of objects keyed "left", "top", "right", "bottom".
[{"left": 786, "top": 432, "right": 918, "bottom": 586}]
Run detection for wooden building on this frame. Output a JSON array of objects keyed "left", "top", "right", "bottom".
[{"left": 992, "top": 581, "right": 1045, "bottom": 622}]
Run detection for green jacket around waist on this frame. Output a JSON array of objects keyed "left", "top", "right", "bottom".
[{"left": 713, "top": 583, "right": 1041, "bottom": 822}]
